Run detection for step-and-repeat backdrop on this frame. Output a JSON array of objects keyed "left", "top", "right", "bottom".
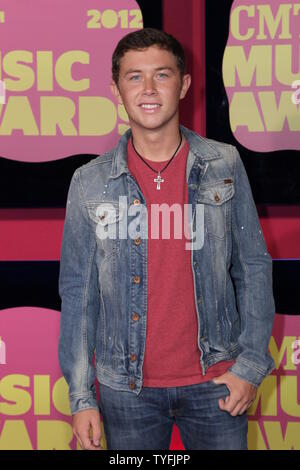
[
  {"left": 0, "top": 0, "right": 300, "bottom": 450},
  {"left": 206, "top": 0, "right": 300, "bottom": 450}
]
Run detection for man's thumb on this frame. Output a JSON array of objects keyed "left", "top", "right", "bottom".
[{"left": 212, "top": 377, "right": 223, "bottom": 385}]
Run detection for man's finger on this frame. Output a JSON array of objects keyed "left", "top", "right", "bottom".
[
  {"left": 238, "top": 404, "right": 249, "bottom": 415},
  {"left": 218, "top": 394, "right": 231, "bottom": 411},
  {"left": 79, "top": 426, "right": 97, "bottom": 450},
  {"left": 91, "top": 419, "right": 102, "bottom": 447},
  {"left": 81, "top": 437, "right": 93, "bottom": 450},
  {"left": 74, "top": 432, "right": 83, "bottom": 450},
  {"left": 229, "top": 403, "right": 244, "bottom": 416},
  {"left": 240, "top": 400, "right": 254, "bottom": 415},
  {"left": 230, "top": 397, "right": 254, "bottom": 416},
  {"left": 219, "top": 393, "right": 242, "bottom": 414},
  {"left": 218, "top": 398, "right": 226, "bottom": 409},
  {"left": 82, "top": 439, "right": 101, "bottom": 450}
]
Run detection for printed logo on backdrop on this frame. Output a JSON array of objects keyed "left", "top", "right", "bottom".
[
  {"left": 223, "top": 0, "right": 300, "bottom": 152},
  {"left": 0, "top": 307, "right": 106, "bottom": 450},
  {"left": 247, "top": 314, "right": 300, "bottom": 450},
  {"left": 0, "top": 0, "right": 142, "bottom": 162}
]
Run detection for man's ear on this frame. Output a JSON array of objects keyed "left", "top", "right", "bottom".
[
  {"left": 110, "top": 80, "right": 123, "bottom": 105},
  {"left": 179, "top": 74, "right": 192, "bottom": 100}
]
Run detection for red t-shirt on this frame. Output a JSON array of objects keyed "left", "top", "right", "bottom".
[{"left": 127, "top": 137, "right": 234, "bottom": 387}]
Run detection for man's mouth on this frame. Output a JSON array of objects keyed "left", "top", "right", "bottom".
[{"left": 139, "top": 103, "right": 162, "bottom": 109}]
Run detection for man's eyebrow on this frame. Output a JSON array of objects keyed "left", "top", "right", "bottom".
[
  {"left": 124, "top": 69, "right": 141, "bottom": 76},
  {"left": 124, "top": 66, "right": 174, "bottom": 76}
]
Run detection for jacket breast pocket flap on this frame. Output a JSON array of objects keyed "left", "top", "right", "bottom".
[
  {"left": 197, "top": 179, "right": 235, "bottom": 206},
  {"left": 85, "top": 201, "right": 125, "bottom": 226},
  {"left": 196, "top": 180, "right": 235, "bottom": 240}
]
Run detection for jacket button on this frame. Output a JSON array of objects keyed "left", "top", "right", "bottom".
[
  {"left": 133, "top": 199, "right": 140, "bottom": 205},
  {"left": 130, "top": 353, "right": 137, "bottom": 362},
  {"left": 132, "top": 313, "right": 140, "bottom": 321},
  {"left": 134, "top": 237, "right": 141, "bottom": 246},
  {"left": 99, "top": 211, "right": 108, "bottom": 220},
  {"left": 214, "top": 192, "right": 220, "bottom": 202},
  {"left": 129, "top": 380, "right": 135, "bottom": 390},
  {"left": 133, "top": 275, "right": 140, "bottom": 284}
]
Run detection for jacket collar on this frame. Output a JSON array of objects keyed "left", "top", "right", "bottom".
[{"left": 109, "top": 124, "right": 222, "bottom": 180}]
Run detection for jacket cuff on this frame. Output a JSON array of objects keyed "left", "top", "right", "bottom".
[
  {"left": 69, "top": 392, "right": 100, "bottom": 416},
  {"left": 228, "top": 355, "right": 276, "bottom": 388}
]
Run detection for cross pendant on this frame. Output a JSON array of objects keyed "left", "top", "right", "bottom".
[{"left": 154, "top": 173, "right": 164, "bottom": 190}]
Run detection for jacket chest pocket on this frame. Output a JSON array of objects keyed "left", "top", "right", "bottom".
[
  {"left": 85, "top": 200, "right": 125, "bottom": 257},
  {"left": 197, "top": 179, "right": 234, "bottom": 240}
]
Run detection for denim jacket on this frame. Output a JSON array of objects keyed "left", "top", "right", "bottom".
[{"left": 58, "top": 125, "right": 276, "bottom": 415}]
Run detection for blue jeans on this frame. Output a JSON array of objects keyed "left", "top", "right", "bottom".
[{"left": 98, "top": 380, "right": 248, "bottom": 450}]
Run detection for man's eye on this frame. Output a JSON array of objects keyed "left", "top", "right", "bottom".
[
  {"left": 130, "top": 75, "right": 140, "bottom": 81},
  {"left": 157, "top": 73, "right": 168, "bottom": 78}
]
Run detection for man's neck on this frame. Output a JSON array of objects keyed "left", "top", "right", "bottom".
[{"left": 130, "top": 124, "right": 185, "bottom": 162}]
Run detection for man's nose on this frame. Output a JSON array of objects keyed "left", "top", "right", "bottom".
[{"left": 143, "top": 76, "right": 157, "bottom": 94}]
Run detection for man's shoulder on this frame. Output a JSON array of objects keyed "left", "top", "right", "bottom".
[
  {"left": 181, "top": 126, "right": 235, "bottom": 153},
  {"left": 68, "top": 150, "right": 115, "bottom": 195},
  {"left": 200, "top": 136, "right": 235, "bottom": 155},
  {"left": 75, "top": 149, "right": 114, "bottom": 174},
  {"left": 182, "top": 125, "right": 236, "bottom": 161},
  {"left": 69, "top": 149, "right": 116, "bottom": 189}
]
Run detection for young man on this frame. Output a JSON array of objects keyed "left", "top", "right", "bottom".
[{"left": 58, "top": 28, "right": 276, "bottom": 450}]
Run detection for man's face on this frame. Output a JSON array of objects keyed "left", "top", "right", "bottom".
[{"left": 110, "top": 46, "right": 191, "bottom": 132}]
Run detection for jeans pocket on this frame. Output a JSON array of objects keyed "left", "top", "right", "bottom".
[{"left": 210, "top": 380, "right": 230, "bottom": 397}]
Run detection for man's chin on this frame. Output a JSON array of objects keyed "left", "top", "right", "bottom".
[{"left": 129, "top": 115, "right": 177, "bottom": 133}]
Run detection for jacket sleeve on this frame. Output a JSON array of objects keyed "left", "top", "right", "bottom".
[
  {"left": 58, "top": 168, "right": 100, "bottom": 415},
  {"left": 228, "top": 146, "right": 276, "bottom": 387}
]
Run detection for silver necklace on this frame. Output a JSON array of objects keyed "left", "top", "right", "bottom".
[{"left": 131, "top": 131, "right": 183, "bottom": 190}]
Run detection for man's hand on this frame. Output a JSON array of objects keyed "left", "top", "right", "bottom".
[
  {"left": 212, "top": 372, "right": 257, "bottom": 416},
  {"left": 72, "top": 408, "right": 103, "bottom": 450}
]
